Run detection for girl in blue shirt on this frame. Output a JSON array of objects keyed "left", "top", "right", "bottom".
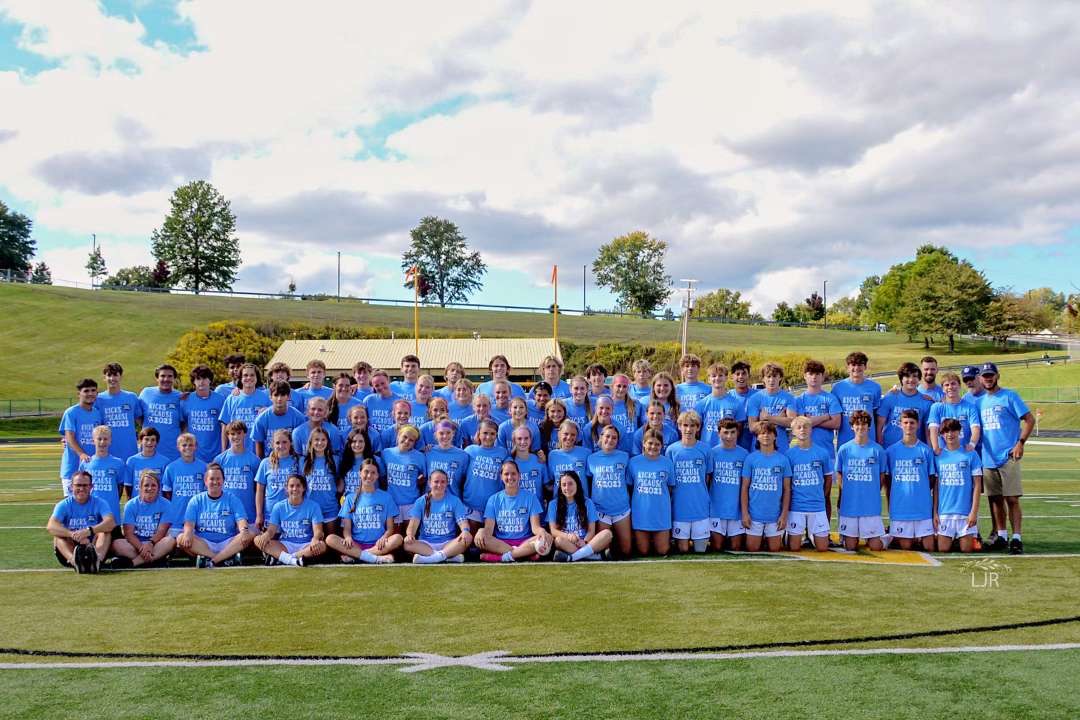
[
  {"left": 448, "top": 379, "right": 475, "bottom": 422},
  {"left": 404, "top": 469, "right": 472, "bottom": 564},
  {"left": 539, "top": 399, "right": 570, "bottom": 454},
  {"left": 475, "top": 460, "right": 551, "bottom": 562},
  {"left": 632, "top": 401, "right": 680, "bottom": 455},
  {"left": 424, "top": 421, "right": 470, "bottom": 497},
  {"left": 638, "top": 372, "right": 680, "bottom": 428},
  {"left": 462, "top": 419, "right": 508, "bottom": 532},
  {"left": 303, "top": 426, "right": 341, "bottom": 530},
  {"left": 627, "top": 428, "right": 675, "bottom": 557},
  {"left": 547, "top": 420, "right": 591, "bottom": 496},
  {"left": 564, "top": 377, "right": 593, "bottom": 435},
  {"left": 609, "top": 374, "right": 640, "bottom": 443},
  {"left": 458, "top": 393, "right": 494, "bottom": 448},
  {"left": 254, "top": 474, "right": 326, "bottom": 567},
  {"left": 113, "top": 469, "right": 174, "bottom": 568},
  {"left": 380, "top": 425, "right": 427, "bottom": 530},
  {"left": 345, "top": 404, "right": 383, "bottom": 455},
  {"left": 509, "top": 425, "right": 550, "bottom": 506},
  {"left": 586, "top": 425, "right": 632, "bottom": 558},
  {"left": 326, "top": 459, "right": 402, "bottom": 564},
  {"left": 177, "top": 463, "right": 252, "bottom": 567},
  {"left": 419, "top": 396, "right": 464, "bottom": 450},
  {"left": 327, "top": 373, "right": 362, "bottom": 438},
  {"left": 254, "top": 429, "right": 301, "bottom": 531},
  {"left": 527, "top": 381, "right": 552, "bottom": 423},
  {"left": 549, "top": 470, "right": 611, "bottom": 562},
  {"left": 498, "top": 397, "right": 542, "bottom": 457},
  {"left": 584, "top": 396, "right": 631, "bottom": 454},
  {"left": 338, "top": 428, "right": 382, "bottom": 495}
]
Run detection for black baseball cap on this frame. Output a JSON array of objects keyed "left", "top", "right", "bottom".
[{"left": 979, "top": 362, "right": 999, "bottom": 376}]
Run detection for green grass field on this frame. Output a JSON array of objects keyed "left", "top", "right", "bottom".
[{"left": 2, "top": 441, "right": 1079, "bottom": 717}]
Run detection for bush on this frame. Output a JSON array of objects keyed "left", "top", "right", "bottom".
[{"left": 166, "top": 322, "right": 280, "bottom": 390}]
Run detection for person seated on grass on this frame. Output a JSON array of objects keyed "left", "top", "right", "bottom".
[
  {"left": 404, "top": 469, "right": 472, "bottom": 564},
  {"left": 326, "top": 458, "right": 401, "bottom": 564},
  {"left": 549, "top": 470, "right": 611, "bottom": 562},
  {"left": 629, "top": 428, "right": 675, "bottom": 557},
  {"left": 740, "top": 422, "right": 792, "bottom": 553},
  {"left": 177, "top": 463, "right": 253, "bottom": 568},
  {"left": 110, "top": 469, "right": 174, "bottom": 569},
  {"left": 784, "top": 416, "right": 833, "bottom": 552},
  {"left": 475, "top": 459, "right": 551, "bottom": 563},
  {"left": 934, "top": 418, "right": 983, "bottom": 554},
  {"left": 47, "top": 469, "right": 115, "bottom": 573},
  {"left": 255, "top": 474, "right": 326, "bottom": 567},
  {"left": 835, "top": 410, "right": 888, "bottom": 552}
]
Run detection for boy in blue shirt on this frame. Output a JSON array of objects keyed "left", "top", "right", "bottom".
[
  {"left": 745, "top": 362, "right": 797, "bottom": 451},
  {"left": 214, "top": 420, "right": 260, "bottom": 524},
  {"left": 739, "top": 422, "right": 791, "bottom": 552},
  {"left": 927, "top": 372, "right": 982, "bottom": 454},
  {"left": 794, "top": 359, "right": 842, "bottom": 457},
  {"left": 78, "top": 424, "right": 128, "bottom": 532},
  {"left": 214, "top": 353, "right": 245, "bottom": 396},
  {"left": 46, "top": 470, "right": 115, "bottom": 572},
  {"left": 695, "top": 363, "right": 746, "bottom": 447},
  {"left": 293, "top": 359, "right": 333, "bottom": 413},
  {"left": 784, "top": 416, "right": 833, "bottom": 552},
  {"left": 676, "top": 353, "right": 711, "bottom": 409},
  {"left": 709, "top": 419, "right": 749, "bottom": 551},
  {"left": 183, "top": 364, "right": 226, "bottom": 462},
  {"left": 727, "top": 360, "right": 758, "bottom": 450},
  {"left": 877, "top": 362, "right": 934, "bottom": 448},
  {"left": 59, "top": 378, "right": 105, "bottom": 495},
  {"left": 390, "top": 354, "right": 421, "bottom": 400},
  {"left": 665, "top": 410, "right": 713, "bottom": 553},
  {"left": 139, "top": 364, "right": 184, "bottom": 461},
  {"left": 351, "top": 361, "right": 374, "bottom": 400},
  {"left": 252, "top": 381, "right": 307, "bottom": 457},
  {"left": 112, "top": 468, "right": 174, "bottom": 568},
  {"left": 830, "top": 351, "right": 882, "bottom": 449},
  {"left": 95, "top": 362, "right": 143, "bottom": 462},
  {"left": 884, "top": 409, "right": 937, "bottom": 551},
  {"left": 835, "top": 410, "right": 887, "bottom": 551},
  {"left": 934, "top": 418, "right": 983, "bottom": 553}
]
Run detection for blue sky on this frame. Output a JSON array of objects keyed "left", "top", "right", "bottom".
[{"left": 2, "top": 1, "right": 1078, "bottom": 312}]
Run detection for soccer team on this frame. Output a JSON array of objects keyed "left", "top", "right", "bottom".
[{"left": 48, "top": 350, "right": 1035, "bottom": 572}]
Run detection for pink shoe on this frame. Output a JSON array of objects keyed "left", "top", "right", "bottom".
[{"left": 480, "top": 553, "right": 502, "bottom": 563}]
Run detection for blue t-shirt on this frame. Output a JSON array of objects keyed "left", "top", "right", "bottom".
[
  {"left": 390, "top": 380, "right": 417, "bottom": 401},
  {"left": 125, "top": 452, "right": 170, "bottom": 490},
  {"left": 484, "top": 490, "right": 542, "bottom": 540},
  {"left": 251, "top": 406, "right": 307, "bottom": 449},
  {"left": 381, "top": 447, "right": 426, "bottom": 507},
  {"left": 254, "top": 455, "right": 301, "bottom": 516},
  {"left": 581, "top": 421, "right": 632, "bottom": 454},
  {"left": 742, "top": 450, "right": 792, "bottom": 523},
  {"left": 836, "top": 440, "right": 886, "bottom": 517},
  {"left": 339, "top": 488, "right": 397, "bottom": 544},
  {"left": 433, "top": 385, "right": 455, "bottom": 402},
  {"left": 303, "top": 456, "right": 340, "bottom": 519},
  {"left": 885, "top": 440, "right": 935, "bottom": 521},
  {"left": 94, "top": 389, "right": 143, "bottom": 461},
  {"left": 877, "top": 391, "right": 934, "bottom": 447},
  {"left": 830, "top": 379, "right": 882, "bottom": 447},
  {"left": 424, "top": 446, "right": 470, "bottom": 497},
  {"left": 363, "top": 393, "right": 400, "bottom": 435},
  {"left": 407, "top": 401, "right": 429, "bottom": 430},
  {"left": 51, "top": 495, "right": 113, "bottom": 530},
  {"left": 330, "top": 396, "right": 363, "bottom": 437},
  {"left": 447, "top": 400, "right": 473, "bottom": 422},
  {"left": 665, "top": 441, "right": 713, "bottom": 522},
  {"left": 419, "top": 421, "right": 466, "bottom": 451},
  {"left": 58, "top": 404, "right": 105, "bottom": 480},
  {"left": 79, "top": 454, "right": 127, "bottom": 524},
  {"left": 676, "top": 381, "right": 711, "bottom": 410},
  {"left": 745, "top": 390, "right": 797, "bottom": 451},
  {"left": 489, "top": 405, "right": 511, "bottom": 426},
  {"left": 214, "top": 381, "right": 236, "bottom": 397},
  {"left": 564, "top": 400, "right": 591, "bottom": 434},
  {"left": 338, "top": 457, "right": 386, "bottom": 496},
  {"left": 183, "top": 392, "right": 226, "bottom": 461},
  {"left": 629, "top": 384, "right": 652, "bottom": 402},
  {"left": 409, "top": 493, "right": 469, "bottom": 544},
  {"left": 978, "top": 389, "right": 1030, "bottom": 469},
  {"left": 728, "top": 388, "right": 760, "bottom": 450},
  {"left": 586, "top": 450, "right": 630, "bottom": 516},
  {"left": 213, "top": 448, "right": 260, "bottom": 522},
  {"left": 513, "top": 453, "right": 549, "bottom": 505},
  {"left": 627, "top": 454, "right": 675, "bottom": 531},
  {"left": 353, "top": 385, "right": 374, "bottom": 401},
  {"left": 220, "top": 389, "right": 271, "bottom": 452},
  {"left": 785, "top": 444, "right": 831, "bottom": 513},
  {"left": 122, "top": 495, "right": 171, "bottom": 540},
  {"left": 927, "top": 399, "right": 981, "bottom": 450},
  {"left": 138, "top": 388, "right": 184, "bottom": 460},
  {"left": 547, "top": 447, "right": 591, "bottom": 496},
  {"left": 291, "top": 421, "right": 344, "bottom": 456},
  {"left": 919, "top": 384, "right": 946, "bottom": 402},
  {"left": 532, "top": 379, "right": 571, "bottom": 400},
  {"left": 709, "top": 445, "right": 748, "bottom": 520},
  {"left": 546, "top": 496, "right": 599, "bottom": 538},
  {"left": 184, "top": 491, "right": 246, "bottom": 542},
  {"left": 630, "top": 423, "right": 680, "bottom": 455},
  {"left": 497, "top": 419, "right": 542, "bottom": 453},
  {"left": 937, "top": 448, "right": 982, "bottom": 516},
  {"left": 695, "top": 393, "right": 747, "bottom": 447},
  {"left": 476, "top": 380, "right": 527, "bottom": 400},
  {"left": 794, "top": 390, "right": 843, "bottom": 454},
  {"left": 462, "top": 444, "right": 508, "bottom": 511},
  {"left": 269, "top": 498, "right": 322, "bottom": 543},
  {"left": 292, "top": 385, "right": 333, "bottom": 414},
  {"left": 610, "top": 400, "right": 639, "bottom": 441},
  {"left": 162, "top": 457, "right": 209, "bottom": 527}
]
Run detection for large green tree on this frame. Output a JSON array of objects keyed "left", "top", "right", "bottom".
[
  {"left": 981, "top": 292, "right": 1043, "bottom": 346},
  {"left": 893, "top": 247, "right": 992, "bottom": 351},
  {"left": 693, "top": 287, "right": 752, "bottom": 320},
  {"left": 151, "top": 180, "right": 241, "bottom": 294},
  {"left": 592, "top": 230, "right": 672, "bottom": 316},
  {"left": 400, "top": 216, "right": 486, "bottom": 307},
  {"left": 0, "top": 200, "right": 35, "bottom": 274}
]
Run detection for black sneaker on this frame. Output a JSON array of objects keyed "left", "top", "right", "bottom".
[
  {"left": 553, "top": 550, "right": 570, "bottom": 562},
  {"left": 105, "top": 556, "right": 133, "bottom": 571},
  {"left": 220, "top": 553, "right": 243, "bottom": 568},
  {"left": 262, "top": 552, "right": 275, "bottom": 566},
  {"left": 195, "top": 556, "right": 214, "bottom": 569},
  {"left": 1009, "top": 537, "right": 1024, "bottom": 555},
  {"left": 985, "top": 536, "right": 1008, "bottom": 553},
  {"left": 295, "top": 555, "right": 305, "bottom": 567},
  {"left": 73, "top": 543, "right": 95, "bottom": 574}
]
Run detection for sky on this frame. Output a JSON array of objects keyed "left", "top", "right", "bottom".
[{"left": 2, "top": 0, "right": 1080, "bottom": 314}]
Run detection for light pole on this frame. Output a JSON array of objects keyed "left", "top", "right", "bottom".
[
  {"left": 582, "top": 264, "right": 586, "bottom": 314},
  {"left": 337, "top": 251, "right": 341, "bottom": 302},
  {"left": 823, "top": 279, "right": 828, "bottom": 330},
  {"left": 679, "top": 278, "right": 698, "bottom": 356}
]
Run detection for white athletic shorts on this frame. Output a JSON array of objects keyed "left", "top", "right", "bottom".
[
  {"left": 936, "top": 514, "right": 977, "bottom": 539},
  {"left": 396, "top": 504, "right": 412, "bottom": 523},
  {"left": 597, "top": 509, "right": 631, "bottom": 525},
  {"left": 465, "top": 507, "right": 484, "bottom": 522},
  {"left": 282, "top": 539, "right": 311, "bottom": 554},
  {"left": 710, "top": 518, "right": 745, "bottom": 536},
  {"left": 889, "top": 518, "right": 935, "bottom": 539},
  {"left": 417, "top": 539, "right": 451, "bottom": 553},
  {"left": 61, "top": 475, "right": 72, "bottom": 497},
  {"left": 672, "top": 519, "right": 711, "bottom": 540},
  {"left": 787, "top": 511, "right": 830, "bottom": 537},
  {"left": 838, "top": 515, "right": 885, "bottom": 539},
  {"left": 748, "top": 520, "right": 783, "bottom": 538},
  {"left": 199, "top": 537, "right": 231, "bottom": 555}
]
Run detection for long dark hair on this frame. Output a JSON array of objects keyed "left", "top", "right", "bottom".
[
  {"left": 349, "top": 459, "right": 382, "bottom": 513},
  {"left": 338, "top": 429, "right": 380, "bottom": 489},
  {"left": 327, "top": 372, "right": 355, "bottom": 425},
  {"left": 555, "top": 471, "right": 588, "bottom": 531},
  {"left": 540, "top": 398, "right": 568, "bottom": 450}
]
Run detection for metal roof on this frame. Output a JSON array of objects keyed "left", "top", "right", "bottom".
[{"left": 267, "top": 338, "right": 562, "bottom": 379}]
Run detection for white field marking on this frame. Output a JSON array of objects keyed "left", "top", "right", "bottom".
[
  {"left": 2, "top": 643, "right": 1079, "bottom": 673},
  {"left": 1028, "top": 441, "right": 1080, "bottom": 448},
  {"left": 0, "top": 526, "right": 41, "bottom": 530},
  {"left": 0, "top": 502, "right": 56, "bottom": 506},
  {"left": 1021, "top": 515, "right": 1080, "bottom": 519}
]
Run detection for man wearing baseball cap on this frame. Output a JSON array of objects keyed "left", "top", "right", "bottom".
[
  {"left": 977, "top": 362, "right": 1034, "bottom": 554},
  {"left": 961, "top": 366, "right": 984, "bottom": 403}
]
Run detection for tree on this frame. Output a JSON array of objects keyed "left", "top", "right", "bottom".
[
  {"left": 151, "top": 259, "right": 171, "bottom": 290},
  {"left": 981, "top": 292, "right": 1043, "bottom": 346},
  {"left": 151, "top": 180, "right": 241, "bottom": 294},
  {"left": 400, "top": 216, "right": 486, "bottom": 307},
  {"left": 853, "top": 275, "right": 880, "bottom": 317},
  {"left": 772, "top": 301, "right": 799, "bottom": 324},
  {"left": 693, "top": 288, "right": 752, "bottom": 320},
  {"left": 592, "top": 230, "right": 672, "bottom": 316},
  {"left": 0, "top": 200, "right": 36, "bottom": 274},
  {"left": 30, "top": 261, "right": 52, "bottom": 285},
  {"left": 86, "top": 246, "right": 107, "bottom": 287},
  {"left": 804, "top": 291, "right": 825, "bottom": 320},
  {"left": 895, "top": 251, "right": 992, "bottom": 352},
  {"left": 102, "top": 265, "right": 172, "bottom": 290}
]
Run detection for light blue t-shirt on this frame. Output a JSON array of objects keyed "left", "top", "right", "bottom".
[
  {"left": 58, "top": 404, "right": 105, "bottom": 480},
  {"left": 363, "top": 393, "right": 400, "bottom": 435},
  {"left": 794, "top": 390, "right": 843, "bottom": 454},
  {"left": 183, "top": 391, "right": 226, "bottom": 461},
  {"left": 254, "top": 454, "right": 301, "bottom": 516},
  {"left": 220, "top": 389, "right": 271, "bottom": 453},
  {"left": 94, "top": 389, "right": 142, "bottom": 461},
  {"left": 269, "top": 497, "right": 322, "bottom": 543},
  {"left": 695, "top": 393, "right": 747, "bottom": 447},
  {"left": 125, "top": 452, "right": 169, "bottom": 490},
  {"left": 586, "top": 450, "right": 630, "bottom": 517},
  {"left": 745, "top": 390, "right": 797, "bottom": 451},
  {"left": 665, "top": 440, "right": 713, "bottom": 522},
  {"left": 581, "top": 421, "right": 632, "bottom": 454},
  {"left": 138, "top": 387, "right": 184, "bottom": 460},
  {"left": 630, "top": 423, "right": 679, "bottom": 455},
  {"left": 51, "top": 495, "right": 113, "bottom": 530},
  {"left": 251, "top": 406, "right": 307, "bottom": 450},
  {"left": 162, "top": 457, "right": 209, "bottom": 527},
  {"left": 484, "top": 490, "right": 542, "bottom": 540},
  {"left": 884, "top": 440, "right": 936, "bottom": 521},
  {"left": 728, "top": 388, "right": 760, "bottom": 451},
  {"left": 214, "top": 381, "right": 237, "bottom": 397},
  {"left": 447, "top": 400, "right": 473, "bottom": 422},
  {"left": 462, "top": 444, "right": 508, "bottom": 511},
  {"left": 476, "top": 380, "right": 527, "bottom": 400},
  {"left": 978, "top": 388, "right": 1030, "bottom": 469},
  {"left": 390, "top": 380, "right": 417, "bottom": 401},
  {"left": 919, "top": 384, "right": 946, "bottom": 402},
  {"left": 709, "top": 445, "right": 748, "bottom": 520},
  {"left": 213, "top": 448, "right": 260, "bottom": 522},
  {"left": 497, "top": 419, "right": 542, "bottom": 453},
  {"left": 380, "top": 447, "right": 426, "bottom": 507},
  {"left": 409, "top": 493, "right": 469, "bottom": 544},
  {"left": 339, "top": 488, "right": 397, "bottom": 544},
  {"left": 184, "top": 491, "right": 246, "bottom": 542},
  {"left": 937, "top": 448, "right": 982, "bottom": 516},
  {"left": 742, "top": 450, "right": 792, "bottom": 523},
  {"left": 676, "top": 381, "right": 711, "bottom": 410},
  {"left": 532, "top": 380, "right": 571, "bottom": 400},
  {"left": 927, "top": 399, "right": 981, "bottom": 450},
  {"left": 331, "top": 396, "right": 362, "bottom": 437},
  {"left": 546, "top": 496, "right": 598, "bottom": 538},
  {"left": 79, "top": 454, "right": 127, "bottom": 524},
  {"left": 877, "top": 390, "right": 934, "bottom": 447},
  {"left": 292, "top": 385, "right": 333, "bottom": 414},
  {"left": 303, "top": 456, "right": 340, "bottom": 519},
  {"left": 122, "top": 495, "right": 171, "bottom": 540},
  {"left": 835, "top": 440, "right": 886, "bottom": 517},
  {"left": 419, "top": 421, "right": 466, "bottom": 451},
  {"left": 547, "top": 447, "right": 591, "bottom": 497},
  {"left": 424, "top": 446, "right": 470, "bottom": 497},
  {"left": 627, "top": 454, "right": 675, "bottom": 531},
  {"left": 784, "top": 444, "right": 831, "bottom": 513},
  {"left": 830, "top": 379, "right": 882, "bottom": 447},
  {"left": 291, "top": 421, "right": 344, "bottom": 456},
  {"left": 512, "top": 453, "right": 549, "bottom": 505}
]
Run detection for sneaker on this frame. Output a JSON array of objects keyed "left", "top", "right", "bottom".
[
  {"left": 262, "top": 552, "right": 276, "bottom": 566},
  {"left": 73, "top": 543, "right": 95, "bottom": 574},
  {"left": 195, "top": 556, "right": 214, "bottom": 569},
  {"left": 412, "top": 554, "right": 425, "bottom": 564},
  {"left": 374, "top": 554, "right": 395, "bottom": 564},
  {"left": 480, "top": 552, "right": 502, "bottom": 563},
  {"left": 553, "top": 550, "right": 571, "bottom": 562},
  {"left": 1009, "top": 537, "right": 1024, "bottom": 555},
  {"left": 986, "top": 536, "right": 1009, "bottom": 553},
  {"left": 105, "top": 556, "right": 133, "bottom": 571},
  {"left": 220, "top": 553, "right": 243, "bottom": 568},
  {"left": 295, "top": 555, "right": 305, "bottom": 567},
  {"left": 447, "top": 554, "right": 465, "bottom": 563},
  {"left": 340, "top": 554, "right": 355, "bottom": 564}
]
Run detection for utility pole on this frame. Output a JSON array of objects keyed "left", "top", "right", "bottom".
[
  {"left": 823, "top": 279, "right": 828, "bottom": 330},
  {"left": 582, "top": 264, "right": 586, "bottom": 314},
  {"left": 679, "top": 278, "right": 698, "bottom": 356},
  {"left": 337, "top": 251, "right": 341, "bottom": 302}
]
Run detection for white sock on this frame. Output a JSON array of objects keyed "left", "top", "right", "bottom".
[
  {"left": 447, "top": 553, "right": 465, "bottom": 563},
  {"left": 570, "top": 546, "right": 594, "bottom": 561},
  {"left": 997, "top": 528, "right": 1007, "bottom": 539},
  {"left": 278, "top": 551, "right": 297, "bottom": 566},
  {"left": 415, "top": 551, "right": 445, "bottom": 564},
  {"left": 1012, "top": 533, "right": 1021, "bottom": 541},
  {"left": 359, "top": 550, "right": 378, "bottom": 564},
  {"left": 500, "top": 551, "right": 515, "bottom": 563},
  {"left": 692, "top": 538, "right": 708, "bottom": 553}
]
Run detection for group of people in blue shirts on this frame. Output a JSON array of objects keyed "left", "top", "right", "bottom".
[{"left": 48, "top": 348, "right": 1035, "bottom": 572}]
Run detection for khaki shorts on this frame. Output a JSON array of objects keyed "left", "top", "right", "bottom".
[{"left": 984, "top": 459, "right": 1023, "bottom": 497}]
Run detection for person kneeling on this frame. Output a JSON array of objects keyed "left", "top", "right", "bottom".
[
  {"left": 474, "top": 460, "right": 550, "bottom": 562},
  {"left": 254, "top": 474, "right": 326, "bottom": 566},
  {"left": 177, "top": 463, "right": 253, "bottom": 568},
  {"left": 326, "top": 458, "right": 402, "bottom": 564},
  {"left": 47, "top": 470, "right": 115, "bottom": 573}
]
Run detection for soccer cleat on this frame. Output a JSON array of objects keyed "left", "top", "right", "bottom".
[
  {"left": 295, "top": 555, "right": 305, "bottom": 567},
  {"left": 220, "top": 554, "right": 243, "bottom": 568},
  {"left": 73, "top": 543, "right": 95, "bottom": 574},
  {"left": 986, "top": 536, "right": 1009, "bottom": 552},
  {"left": 262, "top": 552, "right": 276, "bottom": 566},
  {"left": 195, "top": 556, "right": 214, "bottom": 569},
  {"left": 479, "top": 552, "right": 502, "bottom": 563},
  {"left": 553, "top": 550, "right": 571, "bottom": 562},
  {"left": 105, "top": 556, "right": 133, "bottom": 571},
  {"left": 1009, "top": 538, "right": 1024, "bottom": 555}
]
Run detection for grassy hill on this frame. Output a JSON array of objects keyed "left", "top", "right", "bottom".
[{"left": 0, "top": 283, "right": 1054, "bottom": 399}]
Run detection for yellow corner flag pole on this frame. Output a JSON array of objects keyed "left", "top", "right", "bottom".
[
  {"left": 552, "top": 265, "right": 559, "bottom": 347},
  {"left": 413, "top": 265, "right": 420, "bottom": 356}
]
